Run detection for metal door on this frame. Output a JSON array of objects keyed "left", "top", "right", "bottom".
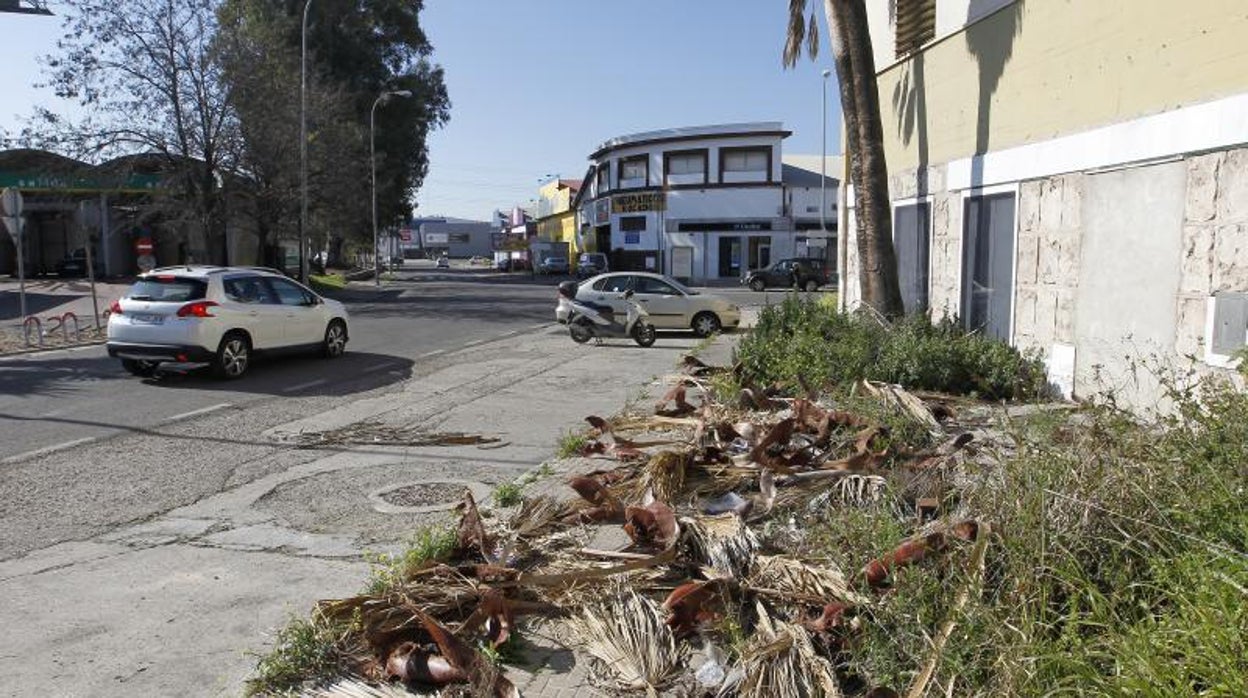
[{"left": 961, "top": 193, "right": 1015, "bottom": 340}]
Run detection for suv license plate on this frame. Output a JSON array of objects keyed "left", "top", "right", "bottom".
[{"left": 131, "top": 314, "right": 164, "bottom": 325}]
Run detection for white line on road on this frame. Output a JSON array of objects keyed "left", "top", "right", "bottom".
[
  {"left": 1, "top": 436, "right": 98, "bottom": 466},
  {"left": 282, "top": 378, "right": 327, "bottom": 393},
  {"left": 166, "top": 403, "right": 233, "bottom": 422},
  {"left": 420, "top": 349, "right": 446, "bottom": 358}
]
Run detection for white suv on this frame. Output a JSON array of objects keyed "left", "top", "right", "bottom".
[{"left": 106, "top": 266, "right": 350, "bottom": 379}]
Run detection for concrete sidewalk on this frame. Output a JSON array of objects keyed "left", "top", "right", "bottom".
[{"left": 0, "top": 320, "right": 742, "bottom": 696}]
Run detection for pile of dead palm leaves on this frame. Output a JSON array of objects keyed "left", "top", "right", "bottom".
[{"left": 276, "top": 356, "right": 1001, "bottom": 698}]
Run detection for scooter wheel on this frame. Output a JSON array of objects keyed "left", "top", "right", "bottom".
[
  {"left": 632, "top": 322, "right": 657, "bottom": 347},
  {"left": 570, "top": 322, "right": 593, "bottom": 344}
]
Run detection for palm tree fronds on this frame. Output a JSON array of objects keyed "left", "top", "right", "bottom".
[{"left": 566, "top": 588, "right": 687, "bottom": 694}]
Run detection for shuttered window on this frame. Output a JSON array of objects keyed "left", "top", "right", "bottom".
[{"left": 895, "top": 0, "right": 936, "bottom": 59}]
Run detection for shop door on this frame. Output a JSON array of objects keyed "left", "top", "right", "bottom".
[
  {"left": 748, "top": 236, "right": 772, "bottom": 271},
  {"left": 718, "top": 236, "right": 741, "bottom": 278}
]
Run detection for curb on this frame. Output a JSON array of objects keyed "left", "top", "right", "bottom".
[{"left": 0, "top": 338, "right": 108, "bottom": 360}]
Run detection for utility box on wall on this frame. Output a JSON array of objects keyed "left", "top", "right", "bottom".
[{"left": 1210, "top": 292, "right": 1248, "bottom": 356}]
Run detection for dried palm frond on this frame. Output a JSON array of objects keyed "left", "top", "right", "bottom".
[
  {"left": 747, "top": 555, "right": 869, "bottom": 607},
  {"left": 734, "top": 602, "right": 842, "bottom": 698},
  {"left": 682, "top": 513, "right": 759, "bottom": 578},
  {"left": 618, "top": 449, "right": 690, "bottom": 503},
  {"left": 566, "top": 588, "right": 687, "bottom": 695},
  {"left": 509, "top": 494, "right": 561, "bottom": 538},
  {"left": 803, "top": 474, "right": 888, "bottom": 510}
]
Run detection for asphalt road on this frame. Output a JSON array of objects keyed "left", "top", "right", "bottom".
[
  {"left": 0, "top": 265, "right": 562, "bottom": 461},
  {"left": 0, "top": 263, "right": 813, "bottom": 462}
]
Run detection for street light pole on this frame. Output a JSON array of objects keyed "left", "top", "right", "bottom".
[
  {"left": 820, "top": 68, "right": 831, "bottom": 240},
  {"left": 371, "top": 89, "right": 412, "bottom": 286},
  {"left": 300, "top": 0, "right": 313, "bottom": 283}
]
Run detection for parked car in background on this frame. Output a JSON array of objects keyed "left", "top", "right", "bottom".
[
  {"left": 743, "top": 257, "right": 831, "bottom": 291},
  {"left": 469, "top": 256, "right": 491, "bottom": 266},
  {"left": 436, "top": 256, "right": 450, "bottom": 269},
  {"left": 539, "top": 256, "right": 569, "bottom": 275},
  {"left": 106, "top": 266, "right": 349, "bottom": 379},
  {"left": 556, "top": 272, "right": 739, "bottom": 337},
  {"left": 576, "top": 252, "right": 609, "bottom": 279},
  {"left": 55, "top": 248, "right": 105, "bottom": 278}
]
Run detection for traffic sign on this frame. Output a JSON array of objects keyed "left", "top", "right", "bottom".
[{"left": 399, "top": 228, "right": 412, "bottom": 242}]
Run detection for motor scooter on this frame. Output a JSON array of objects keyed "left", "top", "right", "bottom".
[{"left": 557, "top": 281, "right": 657, "bottom": 347}]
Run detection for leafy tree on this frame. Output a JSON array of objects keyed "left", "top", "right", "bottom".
[
  {"left": 785, "top": 0, "right": 904, "bottom": 318},
  {"left": 28, "top": 0, "right": 238, "bottom": 263},
  {"left": 218, "top": 0, "right": 449, "bottom": 264}
]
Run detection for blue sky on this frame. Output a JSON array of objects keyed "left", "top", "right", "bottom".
[{"left": 0, "top": 1, "right": 843, "bottom": 221}]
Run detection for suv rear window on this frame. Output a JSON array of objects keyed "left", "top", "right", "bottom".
[{"left": 127, "top": 276, "right": 207, "bottom": 303}]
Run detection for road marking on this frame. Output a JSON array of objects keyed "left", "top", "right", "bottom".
[
  {"left": 282, "top": 378, "right": 327, "bottom": 393},
  {"left": 1, "top": 436, "right": 98, "bottom": 466},
  {"left": 420, "top": 349, "right": 446, "bottom": 358},
  {"left": 166, "top": 403, "right": 232, "bottom": 422}
]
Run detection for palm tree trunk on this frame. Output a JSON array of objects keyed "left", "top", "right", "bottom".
[{"left": 824, "top": 0, "right": 905, "bottom": 318}]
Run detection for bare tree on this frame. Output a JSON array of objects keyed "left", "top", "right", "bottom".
[
  {"left": 785, "top": 0, "right": 904, "bottom": 318},
  {"left": 27, "top": 0, "right": 239, "bottom": 263}
]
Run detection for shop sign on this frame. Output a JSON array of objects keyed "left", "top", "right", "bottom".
[{"left": 611, "top": 192, "right": 666, "bottom": 214}]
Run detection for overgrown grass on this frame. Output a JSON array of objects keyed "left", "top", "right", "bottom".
[
  {"left": 246, "top": 613, "right": 349, "bottom": 696},
  {"left": 736, "top": 294, "right": 1046, "bottom": 400},
  {"left": 797, "top": 376, "right": 1248, "bottom": 696}
]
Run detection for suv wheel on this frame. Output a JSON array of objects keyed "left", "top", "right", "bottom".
[
  {"left": 122, "top": 359, "right": 159, "bottom": 377},
  {"left": 212, "top": 332, "right": 251, "bottom": 379},
  {"left": 322, "top": 320, "right": 347, "bottom": 358},
  {"left": 803, "top": 279, "right": 819, "bottom": 292},
  {"left": 748, "top": 278, "right": 765, "bottom": 292},
  {"left": 692, "top": 312, "right": 722, "bottom": 338}
]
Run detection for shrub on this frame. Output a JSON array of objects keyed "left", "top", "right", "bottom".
[{"left": 736, "top": 295, "right": 1045, "bottom": 400}]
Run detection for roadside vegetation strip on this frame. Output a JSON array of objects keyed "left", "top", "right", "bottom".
[
  {"left": 309, "top": 273, "right": 347, "bottom": 293},
  {"left": 246, "top": 317, "right": 1246, "bottom": 697}
]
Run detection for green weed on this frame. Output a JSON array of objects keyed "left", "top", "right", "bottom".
[
  {"left": 362, "top": 526, "right": 456, "bottom": 596},
  {"left": 245, "top": 613, "right": 347, "bottom": 696},
  {"left": 556, "top": 430, "right": 587, "bottom": 458},
  {"left": 492, "top": 482, "right": 523, "bottom": 508}
]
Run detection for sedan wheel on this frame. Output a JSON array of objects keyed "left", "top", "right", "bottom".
[
  {"left": 692, "top": 312, "right": 722, "bottom": 338},
  {"left": 213, "top": 334, "right": 250, "bottom": 379},
  {"left": 749, "top": 278, "right": 765, "bottom": 292},
  {"left": 323, "top": 320, "right": 347, "bottom": 358}
]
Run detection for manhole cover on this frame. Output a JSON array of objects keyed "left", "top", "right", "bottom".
[
  {"left": 378, "top": 481, "right": 465, "bottom": 508},
  {"left": 368, "top": 479, "right": 491, "bottom": 515}
]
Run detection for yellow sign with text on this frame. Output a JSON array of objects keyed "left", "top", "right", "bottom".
[{"left": 611, "top": 192, "right": 666, "bottom": 213}]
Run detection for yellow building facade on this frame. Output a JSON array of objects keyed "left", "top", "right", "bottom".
[
  {"left": 534, "top": 178, "right": 581, "bottom": 267},
  {"left": 848, "top": 0, "right": 1248, "bottom": 406}
]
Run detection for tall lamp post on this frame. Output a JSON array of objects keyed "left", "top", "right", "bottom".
[
  {"left": 371, "top": 89, "right": 412, "bottom": 286},
  {"left": 820, "top": 68, "right": 831, "bottom": 244},
  {"left": 299, "top": 0, "right": 313, "bottom": 283}
]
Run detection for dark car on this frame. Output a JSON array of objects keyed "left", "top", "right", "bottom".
[
  {"left": 56, "top": 248, "right": 105, "bottom": 278},
  {"left": 576, "top": 252, "right": 609, "bottom": 279},
  {"left": 743, "top": 257, "right": 831, "bottom": 292},
  {"left": 539, "top": 256, "right": 569, "bottom": 275}
]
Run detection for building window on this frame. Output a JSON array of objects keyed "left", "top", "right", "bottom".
[
  {"left": 596, "top": 164, "right": 609, "bottom": 194},
  {"left": 719, "top": 147, "right": 770, "bottom": 183},
  {"left": 894, "top": 202, "right": 931, "bottom": 313},
  {"left": 961, "top": 193, "right": 1016, "bottom": 341},
  {"left": 664, "top": 149, "right": 707, "bottom": 186},
  {"left": 620, "top": 216, "right": 646, "bottom": 232},
  {"left": 448, "top": 233, "right": 470, "bottom": 244},
  {"left": 895, "top": 0, "right": 935, "bottom": 59},
  {"left": 618, "top": 156, "right": 648, "bottom": 189}
]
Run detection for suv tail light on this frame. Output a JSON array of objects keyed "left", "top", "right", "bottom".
[
  {"left": 177, "top": 300, "right": 218, "bottom": 318},
  {"left": 109, "top": 300, "right": 123, "bottom": 315}
]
